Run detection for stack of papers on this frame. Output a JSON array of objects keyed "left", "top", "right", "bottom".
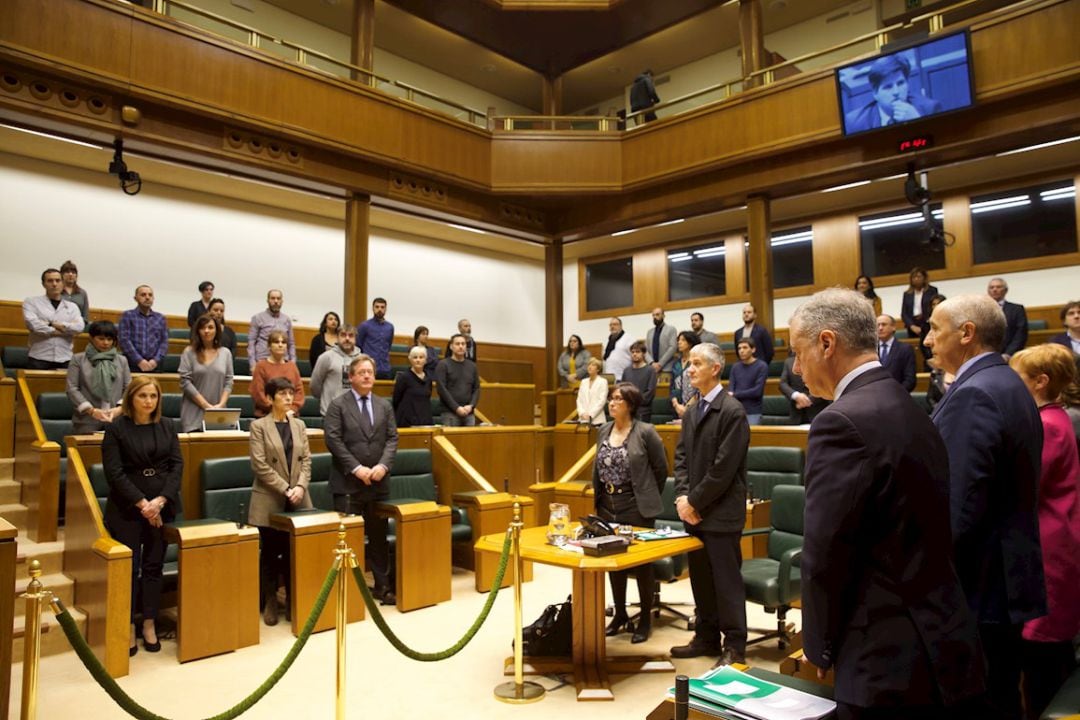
[
  {"left": 634, "top": 528, "right": 690, "bottom": 541},
  {"left": 675, "top": 666, "right": 835, "bottom": 720}
]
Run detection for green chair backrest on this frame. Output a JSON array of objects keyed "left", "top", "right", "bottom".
[
  {"left": 161, "top": 393, "right": 183, "bottom": 419},
  {"left": 1029, "top": 319, "right": 1048, "bottom": 331},
  {"left": 199, "top": 457, "right": 254, "bottom": 523},
  {"left": 910, "top": 392, "right": 932, "bottom": 414},
  {"left": 37, "top": 393, "right": 73, "bottom": 457},
  {"left": 389, "top": 449, "right": 435, "bottom": 502},
  {"left": 89, "top": 463, "right": 109, "bottom": 513},
  {"left": 233, "top": 357, "right": 250, "bottom": 376},
  {"left": 747, "top": 446, "right": 804, "bottom": 500},
  {"left": 226, "top": 395, "right": 256, "bottom": 417},
  {"left": 309, "top": 453, "right": 334, "bottom": 510},
  {"left": 767, "top": 360, "right": 785, "bottom": 377},
  {"left": 296, "top": 360, "right": 312, "bottom": 377},
  {"left": 161, "top": 355, "right": 181, "bottom": 373},
  {"left": 766, "top": 485, "right": 804, "bottom": 563}
]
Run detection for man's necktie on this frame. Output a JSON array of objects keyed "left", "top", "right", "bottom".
[
  {"left": 879, "top": 342, "right": 889, "bottom": 363},
  {"left": 359, "top": 395, "right": 373, "bottom": 433}
]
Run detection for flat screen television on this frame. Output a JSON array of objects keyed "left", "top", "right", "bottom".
[{"left": 836, "top": 31, "right": 974, "bottom": 136}]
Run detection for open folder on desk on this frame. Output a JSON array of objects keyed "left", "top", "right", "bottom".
[{"left": 673, "top": 666, "right": 835, "bottom": 720}]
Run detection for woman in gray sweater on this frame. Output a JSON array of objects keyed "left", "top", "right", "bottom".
[
  {"left": 592, "top": 382, "right": 668, "bottom": 643},
  {"left": 67, "top": 320, "right": 130, "bottom": 434},
  {"left": 178, "top": 315, "right": 234, "bottom": 432}
]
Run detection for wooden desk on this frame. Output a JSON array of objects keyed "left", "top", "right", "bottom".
[
  {"left": 452, "top": 492, "right": 534, "bottom": 592},
  {"left": 162, "top": 520, "right": 260, "bottom": 663},
  {"left": 270, "top": 512, "right": 365, "bottom": 636},
  {"left": 377, "top": 500, "right": 451, "bottom": 612},
  {"left": 475, "top": 525, "right": 702, "bottom": 701}
]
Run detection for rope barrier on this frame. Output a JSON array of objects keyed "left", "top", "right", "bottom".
[
  {"left": 351, "top": 529, "right": 512, "bottom": 661},
  {"left": 52, "top": 562, "right": 340, "bottom": 720}
]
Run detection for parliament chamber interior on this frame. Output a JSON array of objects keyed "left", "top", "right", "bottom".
[{"left": 1, "top": 0, "right": 1079, "bottom": 717}]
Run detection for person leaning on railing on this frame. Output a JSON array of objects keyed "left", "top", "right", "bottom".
[
  {"left": 248, "top": 376, "right": 312, "bottom": 626},
  {"left": 101, "top": 375, "right": 182, "bottom": 657}
]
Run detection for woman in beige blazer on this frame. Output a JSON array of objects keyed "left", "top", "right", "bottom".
[
  {"left": 248, "top": 376, "right": 312, "bottom": 626},
  {"left": 576, "top": 357, "right": 610, "bottom": 426}
]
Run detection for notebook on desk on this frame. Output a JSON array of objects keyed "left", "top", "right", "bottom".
[{"left": 202, "top": 408, "right": 242, "bottom": 431}]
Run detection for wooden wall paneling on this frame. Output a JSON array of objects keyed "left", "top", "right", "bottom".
[
  {"left": 811, "top": 213, "right": 860, "bottom": 290},
  {"left": 746, "top": 196, "right": 774, "bottom": 330},
  {"left": 726, "top": 234, "right": 748, "bottom": 299},
  {"left": 634, "top": 247, "right": 667, "bottom": 311},
  {"left": 344, "top": 194, "right": 370, "bottom": 326},
  {"left": 0, "top": 378, "right": 14, "bottom": 459},
  {"left": 477, "top": 384, "right": 535, "bottom": 426},
  {"left": 545, "top": 239, "right": 564, "bottom": 391},
  {"left": 943, "top": 195, "right": 974, "bottom": 275},
  {"left": 440, "top": 427, "right": 541, "bottom": 496},
  {"left": 490, "top": 134, "right": 620, "bottom": 192}
]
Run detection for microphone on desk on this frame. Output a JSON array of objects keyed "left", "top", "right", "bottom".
[{"left": 674, "top": 674, "right": 689, "bottom": 720}]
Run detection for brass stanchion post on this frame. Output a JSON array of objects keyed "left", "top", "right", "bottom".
[
  {"left": 20, "top": 560, "right": 52, "bottom": 720},
  {"left": 333, "top": 523, "right": 356, "bottom": 720},
  {"left": 494, "top": 503, "right": 545, "bottom": 704}
]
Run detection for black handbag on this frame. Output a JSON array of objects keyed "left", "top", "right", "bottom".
[{"left": 517, "top": 595, "right": 572, "bottom": 657}]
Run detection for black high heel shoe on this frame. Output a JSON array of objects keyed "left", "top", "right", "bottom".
[
  {"left": 142, "top": 628, "right": 161, "bottom": 653},
  {"left": 631, "top": 618, "right": 651, "bottom": 644},
  {"left": 605, "top": 613, "right": 630, "bottom": 637}
]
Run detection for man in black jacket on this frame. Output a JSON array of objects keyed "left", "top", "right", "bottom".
[
  {"left": 630, "top": 69, "right": 660, "bottom": 124},
  {"left": 987, "top": 277, "right": 1028, "bottom": 359},
  {"left": 670, "top": 343, "right": 750, "bottom": 667}
]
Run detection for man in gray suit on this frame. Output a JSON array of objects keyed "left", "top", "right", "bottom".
[
  {"left": 646, "top": 307, "right": 678, "bottom": 374},
  {"left": 324, "top": 354, "right": 398, "bottom": 605}
]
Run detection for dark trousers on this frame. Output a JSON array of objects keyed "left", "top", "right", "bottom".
[
  {"left": 838, "top": 698, "right": 984, "bottom": 720},
  {"left": 333, "top": 493, "right": 393, "bottom": 593},
  {"left": 27, "top": 357, "right": 68, "bottom": 370},
  {"left": 1021, "top": 638, "right": 1076, "bottom": 720},
  {"left": 686, "top": 529, "right": 746, "bottom": 654},
  {"left": 980, "top": 622, "right": 1024, "bottom": 720},
  {"left": 108, "top": 516, "right": 166, "bottom": 622},
  {"left": 597, "top": 493, "right": 653, "bottom": 623},
  {"left": 257, "top": 526, "right": 291, "bottom": 608}
]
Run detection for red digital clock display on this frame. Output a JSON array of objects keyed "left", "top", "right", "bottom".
[{"left": 898, "top": 135, "right": 934, "bottom": 153}]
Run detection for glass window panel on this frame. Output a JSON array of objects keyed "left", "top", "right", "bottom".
[
  {"left": 859, "top": 203, "right": 946, "bottom": 277},
  {"left": 667, "top": 241, "right": 728, "bottom": 301},
  {"left": 745, "top": 227, "right": 815, "bottom": 289},
  {"left": 585, "top": 257, "right": 633, "bottom": 312},
  {"left": 971, "top": 181, "right": 1077, "bottom": 264}
]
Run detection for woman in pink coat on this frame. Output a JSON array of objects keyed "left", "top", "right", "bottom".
[{"left": 1010, "top": 344, "right": 1080, "bottom": 720}]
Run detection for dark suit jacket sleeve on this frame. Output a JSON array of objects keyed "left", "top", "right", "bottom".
[
  {"left": 1003, "top": 304, "right": 1028, "bottom": 356},
  {"left": 899, "top": 344, "right": 916, "bottom": 392},
  {"left": 187, "top": 301, "right": 201, "bottom": 328},
  {"left": 779, "top": 360, "right": 796, "bottom": 400},
  {"left": 644, "top": 425, "right": 669, "bottom": 494},
  {"left": 935, "top": 386, "right": 1003, "bottom": 548},
  {"left": 469, "top": 365, "right": 480, "bottom": 408},
  {"left": 323, "top": 398, "right": 361, "bottom": 474},
  {"left": 900, "top": 293, "right": 915, "bottom": 330},
  {"left": 642, "top": 368, "right": 657, "bottom": 406},
  {"left": 801, "top": 409, "right": 872, "bottom": 669},
  {"left": 688, "top": 403, "right": 750, "bottom": 512},
  {"left": 160, "top": 424, "right": 183, "bottom": 508},
  {"left": 377, "top": 398, "right": 398, "bottom": 470},
  {"left": 434, "top": 362, "right": 458, "bottom": 412},
  {"left": 759, "top": 327, "right": 775, "bottom": 364},
  {"left": 673, "top": 427, "right": 689, "bottom": 498}
]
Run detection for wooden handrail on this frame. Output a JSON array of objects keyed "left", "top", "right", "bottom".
[
  {"left": 432, "top": 435, "right": 497, "bottom": 493},
  {"left": 532, "top": 444, "right": 596, "bottom": 493},
  {"left": 14, "top": 372, "right": 47, "bottom": 445},
  {"left": 66, "top": 447, "right": 110, "bottom": 540},
  {"left": 155, "top": 0, "right": 487, "bottom": 126}
]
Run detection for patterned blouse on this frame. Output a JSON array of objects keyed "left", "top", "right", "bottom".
[{"left": 596, "top": 439, "right": 631, "bottom": 490}]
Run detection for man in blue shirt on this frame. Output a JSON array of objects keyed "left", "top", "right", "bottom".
[
  {"left": 357, "top": 297, "right": 394, "bottom": 380},
  {"left": 119, "top": 284, "right": 168, "bottom": 373}
]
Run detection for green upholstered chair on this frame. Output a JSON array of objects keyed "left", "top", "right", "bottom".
[
  {"left": 1, "top": 346, "right": 29, "bottom": 377},
  {"left": 161, "top": 355, "right": 181, "bottom": 374},
  {"left": 741, "top": 484, "right": 804, "bottom": 649},
  {"left": 759, "top": 395, "right": 796, "bottom": 426},
  {"left": 385, "top": 449, "right": 471, "bottom": 544},
  {"left": 199, "top": 457, "right": 254, "bottom": 525},
  {"left": 390, "top": 343, "right": 410, "bottom": 354},
  {"left": 299, "top": 395, "right": 322, "bottom": 429},
  {"left": 910, "top": 392, "right": 932, "bottom": 414},
  {"left": 235, "top": 333, "right": 249, "bottom": 344},
  {"left": 36, "top": 393, "right": 73, "bottom": 521},
  {"left": 167, "top": 328, "right": 189, "bottom": 339},
  {"left": 1029, "top": 319, "right": 1048, "bottom": 331},
  {"left": 233, "top": 357, "right": 250, "bottom": 377},
  {"left": 650, "top": 396, "right": 675, "bottom": 425},
  {"left": 746, "top": 446, "right": 804, "bottom": 501},
  {"left": 767, "top": 360, "right": 785, "bottom": 377},
  {"left": 307, "top": 453, "right": 334, "bottom": 511},
  {"left": 226, "top": 395, "right": 256, "bottom": 418},
  {"left": 295, "top": 360, "right": 311, "bottom": 377}
]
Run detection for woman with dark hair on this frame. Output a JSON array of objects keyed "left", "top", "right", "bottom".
[
  {"left": 67, "top": 320, "right": 131, "bottom": 434},
  {"left": 102, "top": 375, "right": 182, "bottom": 655},
  {"left": 59, "top": 259, "right": 90, "bottom": 323},
  {"left": 251, "top": 330, "right": 304, "bottom": 418},
  {"left": 620, "top": 340, "right": 657, "bottom": 421},
  {"left": 186, "top": 281, "right": 215, "bottom": 329},
  {"left": 1009, "top": 345, "right": 1080, "bottom": 719},
  {"left": 854, "top": 274, "right": 882, "bottom": 317},
  {"left": 557, "top": 334, "right": 591, "bottom": 387},
  {"left": 592, "top": 382, "right": 668, "bottom": 643},
  {"left": 413, "top": 326, "right": 439, "bottom": 375},
  {"left": 206, "top": 298, "right": 236, "bottom": 356},
  {"left": 393, "top": 346, "right": 434, "bottom": 427},
  {"left": 309, "top": 312, "right": 341, "bottom": 368},
  {"left": 248, "top": 376, "right": 312, "bottom": 625},
  {"left": 670, "top": 331, "right": 701, "bottom": 419},
  {"left": 178, "top": 314, "right": 233, "bottom": 432},
  {"left": 901, "top": 267, "right": 938, "bottom": 361}
]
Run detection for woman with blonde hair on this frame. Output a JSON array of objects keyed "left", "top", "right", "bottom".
[
  {"left": 1009, "top": 344, "right": 1080, "bottom": 719},
  {"left": 576, "top": 357, "right": 609, "bottom": 426},
  {"left": 101, "top": 375, "right": 182, "bottom": 656}
]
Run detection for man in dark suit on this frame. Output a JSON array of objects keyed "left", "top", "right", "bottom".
[
  {"left": 791, "top": 289, "right": 985, "bottom": 719},
  {"left": 926, "top": 294, "right": 1045, "bottom": 720},
  {"left": 778, "top": 353, "right": 829, "bottom": 424},
  {"left": 629, "top": 69, "right": 660, "bottom": 124},
  {"left": 987, "top": 277, "right": 1028, "bottom": 359},
  {"left": 844, "top": 54, "right": 943, "bottom": 133},
  {"left": 876, "top": 314, "right": 916, "bottom": 391},
  {"left": 324, "top": 354, "right": 399, "bottom": 605},
  {"left": 734, "top": 303, "right": 775, "bottom": 365},
  {"left": 670, "top": 343, "right": 750, "bottom": 667}
]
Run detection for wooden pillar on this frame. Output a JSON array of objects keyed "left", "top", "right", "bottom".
[
  {"left": 746, "top": 195, "right": 774, "bottom": 333},
  {"left": 344, "top": 194, "right": 370, "bottom": 326},
  {"left": 739, "top": 0, "right": 766, "bottom": 88},
  {"left": 545, "top": 238, "right": 564, "bottom": 391},
  {"left": 351, "top": 0, "right": 375, "bottom": 83},
  {"left": 542, "top": 76, "right": 563, "bottom": 116}
]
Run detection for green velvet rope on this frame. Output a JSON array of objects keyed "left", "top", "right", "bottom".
[
  {"left": 351, "top": 528, "right": 512, "bottom": 661},
  {"left": 52, "top": 563, "right": 340, "bottom": 720}
]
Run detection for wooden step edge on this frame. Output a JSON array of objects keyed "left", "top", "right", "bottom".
[{"left": 12, "top": 604, "right": 86, "bottom": 639}]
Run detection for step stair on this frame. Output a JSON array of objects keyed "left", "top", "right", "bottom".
[
  {"left": 0, "top": 478, "right": 22, "bottom": 504},
  {"left": 12, "top": 605, "right": 87, "bottom": 661}
]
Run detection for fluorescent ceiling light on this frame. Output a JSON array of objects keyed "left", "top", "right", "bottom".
[
  {"left": 822, "top": 180, "right": 871, "bottom": 193},
  {"left": 969, "top": 194, "right": 1031, "bottom": 214},
  {"left": 877, "top": 173, "right": 909, "bottom": 181},
  {"left": 655, "top": 219, "right": 685, "bottom": 228},
  {"left": 668, "top": 255, "right": 693, "bottom": 263},
  {"left": 693, "top": 246, "right": 726, "bottom": 257},
  {"left": 667, "top": 252, "right": 691, "bottom": 260},
  {"left": 859, "top": 209, "right": 944, "bottom": 231},
  {"left": 612, "top": 228, "right": 637, "bottom": 237},
  {"left": 1040, "top": 187, "right": 1076, "bottom": 201},
  {"left": 448, "top": 223, "right": 486, "bottom": 234},
  {"left": 996, "top": 135, "right": 1080, "bottom": 157},
  {"left": 0, "top": 123, "right": 103, "bottom": 149},
  {"left": 770, "top": 230, "right": 813, "bottom": 247}
]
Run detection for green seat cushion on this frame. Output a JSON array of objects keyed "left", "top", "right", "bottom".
[
  {"left": 742, "top": 557, "right": 801, "bottom": 608},
  {"left": 1029, "top": 319, "right": 1048, "bottom": 331},
  {"left": 389, "top": 449, "right": 435, "bottom": 502},
  {"left": 768, "top": 360, "right": 785, "bottom": 377},
  {"left": 910, "top": 392, "right": 931, "bottom": 414}
]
